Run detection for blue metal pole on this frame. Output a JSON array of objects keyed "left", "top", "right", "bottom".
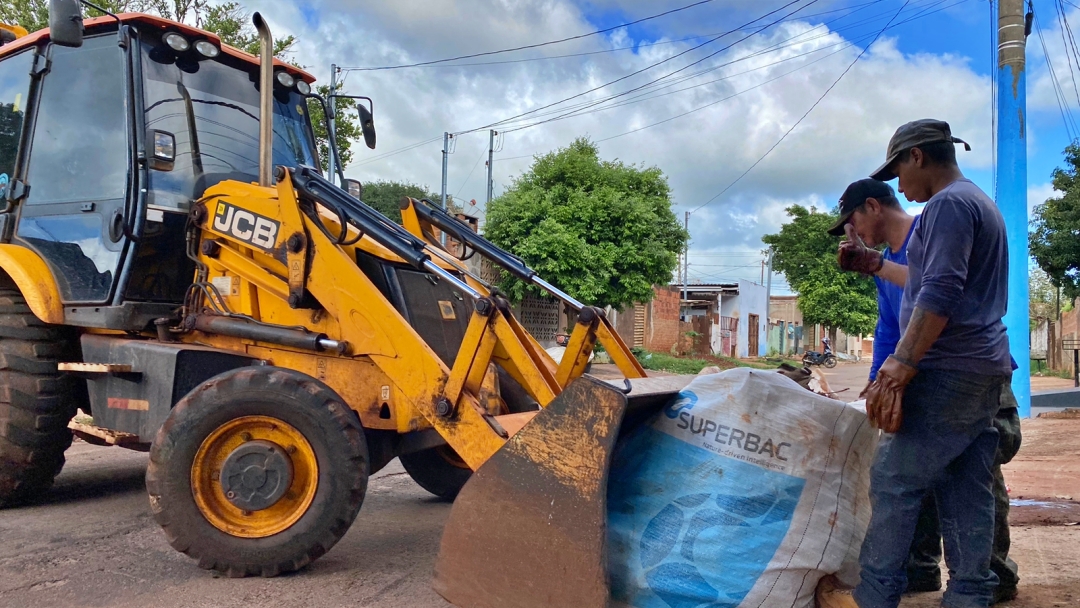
[{"left": 996, "top": 0, "right": 1031, "bottom": 418}]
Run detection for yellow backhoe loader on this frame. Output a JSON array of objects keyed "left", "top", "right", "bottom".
[{"left": 0, "top": 2, "right": 689, "bottom": 606}]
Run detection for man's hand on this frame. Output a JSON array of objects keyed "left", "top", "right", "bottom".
[
  {"left": 859, "top": 380, "right": 872, "bottom": 399},
  {"left": 864, "top": 355, "right": 918, "bottom": 433},
  {"left": 838, "top": 223, "right": 884, "bottom": 275}
]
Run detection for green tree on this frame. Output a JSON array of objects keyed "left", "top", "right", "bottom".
[
  {"left": 1030, "top": 267, "right": 1059, "bottom": 324},
  {"left": 1031, "top": 142, "right": 1080, "bottom": 301},
  {"left": 484, "top": 138, "right": 687, "bottom": 310},
  {"left": 307, "top": 84, "right": 361, "bottom": 174},
  {"left": 360, "top": 180, "right": 438, "bottom": 223},
  {"left": 761, "top": 205, "right": 878, "bottom": 337}
]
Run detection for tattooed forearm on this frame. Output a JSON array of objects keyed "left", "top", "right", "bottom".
[{"left": 894, "top": 306, "right": 949, "bottom": 365}]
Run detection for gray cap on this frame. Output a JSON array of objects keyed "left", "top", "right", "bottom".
[{"left": 870, "top": 119, "right": 971, "bottom": 181}]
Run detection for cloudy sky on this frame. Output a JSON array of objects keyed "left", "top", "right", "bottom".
[{"left": 249, "top": 0, "right": 1075, "bottom": 294}]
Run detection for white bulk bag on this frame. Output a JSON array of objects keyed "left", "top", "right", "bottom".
[{"left": 608, "top": 367, "right": 876, "bottom": 608}]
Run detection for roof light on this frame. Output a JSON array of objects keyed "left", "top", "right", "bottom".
[
  {"left": 275, "top": 71, "right": 296, "bottom": 89},
  {"left": 163, "top": 32, "right": 190, "bottom": 53},
  {"left": 296, "top": 80, "right": 311, "bottom": 95},
  {"left": 194, "top": 40, "right": 220, "bottom": 58}
]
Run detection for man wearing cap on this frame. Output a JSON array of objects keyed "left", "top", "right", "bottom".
[
  {"left": 827, "top": 179, "right": 916, "bottom": 393},
  {"left": 851, "top": 119, "right": 1012, "bottom": 608},
  {"left": 832, "top": 179, "right": 1022, "bottom": 604}
]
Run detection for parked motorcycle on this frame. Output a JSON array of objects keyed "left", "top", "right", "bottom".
[{"left": 802, "top": 338, "right": 837, "bottom": 368}]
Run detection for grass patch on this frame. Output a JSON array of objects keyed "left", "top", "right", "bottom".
[
  {"left": 1030, "top": 360, "right": 1074, "bottom": 379},
  {"left": 631, "top": 350, "right": 805, "bottom": 375}
]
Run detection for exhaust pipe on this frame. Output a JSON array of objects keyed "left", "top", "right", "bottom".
[{"left": 252, "top": 12, "right": 273, "bottom": 187}]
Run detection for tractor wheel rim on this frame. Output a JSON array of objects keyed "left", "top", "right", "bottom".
[{"left": 191, "top": 415, "right": 318, "bottom": 539}]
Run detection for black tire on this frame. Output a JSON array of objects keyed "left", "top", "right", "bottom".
[
  {"left": 401, "top": 368, "right": 537, "bottom": 501},
  {"left": 824, "top": 356, "right": 838, "bottom": 369},
  {"left": 0, "top": 284, "right": 84, "bottom": 508},
  {"left": 146, "top": 367, "right": 368, "bottom": 577}
]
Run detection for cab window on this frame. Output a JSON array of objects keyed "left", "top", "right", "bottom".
[{"left": 0, "top": 50, "right": 33, "bottom": 199}]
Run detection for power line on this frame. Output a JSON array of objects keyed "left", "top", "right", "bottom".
[
  {"left": 344, "top": 0, "right": 891, "bottom": 70},
  {"left": 1056, "top": 0, "right": 1080, "bottom": 108},
  {"left": 485, "top": 0, "right": 948, "bottom": 133},
  {"left": 1034, "top": 7, "right": 1080, "bottom": 139},
  {"left": 692, "top": 0, "right": 913, "bottom": 213},
  {"left": 496, "top": 0, "right": 961, "bottom": 152},
  {"left": 340, "top": 0, "right": 717, "bottom": 71},
  {"left": 499, "top": 0, "right": 832, "bottom": 133},
  {"left": 353, "top": 0, "right": 817, "bottom": 165},
  {"left": 457, "top": 0, "right": 821, "bottom": 135}
]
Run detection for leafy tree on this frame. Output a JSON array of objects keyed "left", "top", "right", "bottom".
[
  {"left": 484, "top": 138, "right": 687, "bottom": 310},
  {"left": 360, "top": 180, "right": 438, "bottom": 223},
  {"left": 307, "top": 84, "right": 362, "bottom": 174},
  {"left": 761, "top": 205, "right": 878, "bottom": 338},
  {"left": 1030, "top": 267, "right": 1059, "bottom": 323},
  {"left": 1031, "top": 142, "right": 1080, "bottom": 301}
]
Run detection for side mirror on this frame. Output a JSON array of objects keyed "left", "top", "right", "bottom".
[
  {"left": 357, "top": 104, "right": 376, "bottom": 150},
  {"left": 345, "top": 179, "right": 362, "bottom": 200},
  {"left": 49, "top": 0, "right": 84, "bottom": 48}
]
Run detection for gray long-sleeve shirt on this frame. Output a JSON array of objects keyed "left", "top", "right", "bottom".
[{"left": 899, "top": 178, "right": 1012, "bottom": 375}]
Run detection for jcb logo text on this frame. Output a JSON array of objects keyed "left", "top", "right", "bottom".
[{"left": 213, "top": 203, "right": 279, "bottom": 250}]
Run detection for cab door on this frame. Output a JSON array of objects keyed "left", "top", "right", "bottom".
[{"left": 13, "top": 34, "right": 130, "bottom": 304}]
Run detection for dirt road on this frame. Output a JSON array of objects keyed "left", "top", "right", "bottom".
[
  {"left": 0, "top": 443, "right": 453, "bottom": 608},
  {"left": 1, "top": 363, "right": 1077, "bottom": 607}
]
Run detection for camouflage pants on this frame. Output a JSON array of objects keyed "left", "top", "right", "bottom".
[{"left": 905, "top": 385, "right": 1022, "bottom": 591}]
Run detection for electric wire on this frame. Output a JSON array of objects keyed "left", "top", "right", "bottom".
[
  {"left": 341, "top": 0, "right": 892, "bottom": 71},
  {"left": 495, "top": 0, "right": 963, "bottom": 159},
  {"left": 1034, "top": 7, "right": 1080, "bottom": 140},
  {"left": 340, "top": 0, "right": 717, "bottom": 71},
  {"left": 353, "top": 0, "right": 957, "bottom": 167},
  {"left": 692, "top": 0, "right": 913, "bottom": 213},
  {"left": 354, "top": 0, "right": 819, "bottom": 164},
  {"left": 491, "top": 0, "right": 827, "bottom": 134},
  {"left": 1056, "top": 0, "right": 1080, "bottom": 108}
]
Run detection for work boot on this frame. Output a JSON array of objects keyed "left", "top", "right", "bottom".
[
  {"left": 992, "top": 585, "right": 1018, "bottom": 604},
  {"left": 903, "top": 577, "right": 942, "bottom": 593},
  {"left": 815, "top": 575, "right": 858, "bottom": 608}
]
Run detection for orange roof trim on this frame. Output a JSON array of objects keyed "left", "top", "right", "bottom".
[{"left": 0, "top": 13, "right": 315, "bottom": 83}]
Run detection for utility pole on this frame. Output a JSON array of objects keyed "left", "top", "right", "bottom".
[
  {"left": 682, "top": 211, "right": 689, "bottom": 319},
  {"left": 441, "top": 132, "right": 450, "bottom": 211},
  {"left": 486, "top": 130, "right": 497, "bottom": 206},
  {"left": 764, "top": 248, "right": 773, "bottom": 322},
  {"left": 328, "top": 63, "right": 338, "bottom": 185},
  {"left": 997, "top": 0, "right": 1031, "bottom": 418}
]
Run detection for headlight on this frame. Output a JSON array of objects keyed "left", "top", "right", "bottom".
[
  {"left": 194, "top": 40, "right": 220, "bottom": 58},
  {"left": 296, "top": 80, "right": 311, "bottom": 95},
  {"left": 163, "top": 32, "right": 190, "bottom": 53},
  {"left": 276, "top": 71, "right": 295, "bottom": 89}
]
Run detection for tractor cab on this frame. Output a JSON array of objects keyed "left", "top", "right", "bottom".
[{"left": 0, "top": 13, "right": 317, "bottom": 329}]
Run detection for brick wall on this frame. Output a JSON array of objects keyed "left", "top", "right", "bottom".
[{"left": 645, "top": 286, "right": 682, "bottom": 353}]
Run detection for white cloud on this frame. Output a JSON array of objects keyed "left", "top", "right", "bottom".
[
  {"left": 250, "top": 0, "right": 992, "bottom": 285},
  {"left": 1028, "top": 181, "right": 1057, "bottom": 214}
]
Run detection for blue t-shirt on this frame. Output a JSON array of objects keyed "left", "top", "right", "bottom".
[
  {"left": 900, "top": 179, "right": 1011, "bottom": 375},
  {"left": 869, "top": 219, "right": 917, "bottom": 380}
]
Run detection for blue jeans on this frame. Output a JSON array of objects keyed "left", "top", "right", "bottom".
[{"left": 854, "top": 369, "right": 1006, "bottom": 608}]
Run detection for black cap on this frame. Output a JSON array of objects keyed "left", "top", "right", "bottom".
[
  {"left": 870, "top": 118, "right": 971, "bottom": 181},
  {"left": 827, "top": 179, "right": 895, "bottom": 236}
]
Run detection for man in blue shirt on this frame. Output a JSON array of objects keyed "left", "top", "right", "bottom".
[
  {"left": 832, "top": 177, "right": 1022, "bottom": 604},
  {"left": 842, "top": 120, "right": 1012, "bottom": 608},
  {"left": 827, "top": 179, "right": 917, "bottom": 389}
]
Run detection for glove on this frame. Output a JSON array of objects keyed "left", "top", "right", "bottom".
[
  {"left": 838, "top": 223, "right": 884, "bottom": 275},
  {"left": 864, "top": 355, "right": 917, "bottom": 433},
  {"left": 858, "top": 380, "right": 871, "bottom": 399}
]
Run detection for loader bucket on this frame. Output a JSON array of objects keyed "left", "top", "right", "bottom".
[{"left": 433, "top": 374, "right": 692, "bottom": 608}]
